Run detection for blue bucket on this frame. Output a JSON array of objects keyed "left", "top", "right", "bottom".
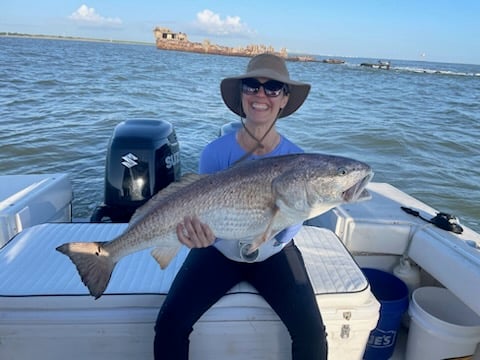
[{"left": 362, "top": 268, "right": 409, "bottom": 360}]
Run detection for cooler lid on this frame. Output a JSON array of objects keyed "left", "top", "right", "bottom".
[{"left": 0, "top": 224, "right": 368, "bottom": 307}]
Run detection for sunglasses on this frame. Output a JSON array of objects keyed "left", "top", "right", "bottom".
[{"left": 241, "top": 78, "right": 288, "bottom": 97}]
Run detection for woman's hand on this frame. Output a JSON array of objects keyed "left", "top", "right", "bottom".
[{"left": 176, "top": 215, "right": 216, "bottom": 248}]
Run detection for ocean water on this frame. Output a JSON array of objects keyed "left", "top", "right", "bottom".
[{"left": 1, "top": 37, "right": 479, "bottom": 232}]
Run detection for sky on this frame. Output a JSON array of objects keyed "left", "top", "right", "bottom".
[{"left": 2, "top": 0, "right": 480, "bottom": 65}]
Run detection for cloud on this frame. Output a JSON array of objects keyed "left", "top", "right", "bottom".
[
  {"left": 69, "top": 5, "right": 122, "bottom": 27},
  {"left": 194, "top": 9, "right": 255, "bottom": 37}
]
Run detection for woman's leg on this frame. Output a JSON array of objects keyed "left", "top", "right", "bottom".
[
  {"left": 154, "top": 246, "right": 242, "bottom": 360},
  {"left": 247, "top": 242, "right": 328, "bottom": 360}
]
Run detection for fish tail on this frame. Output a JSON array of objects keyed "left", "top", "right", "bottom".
[{"left": 56, "top": 242, "right": 115, "bottom": 299}]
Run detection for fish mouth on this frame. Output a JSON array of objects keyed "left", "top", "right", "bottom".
[{"left": 343, "top": 173, "right": 374, "bottom": 202}]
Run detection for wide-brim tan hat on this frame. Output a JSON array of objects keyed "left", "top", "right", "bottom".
[{"left": 220, "top": 53, "right": 311, "bottom": 118}]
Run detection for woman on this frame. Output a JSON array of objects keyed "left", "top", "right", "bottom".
[{"left": 154, "top": 53, "right": 328, "bottom": 359}]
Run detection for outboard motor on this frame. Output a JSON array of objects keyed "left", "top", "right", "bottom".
[{"left": 90, "top": 119, "right": 181, "bottom": 223}]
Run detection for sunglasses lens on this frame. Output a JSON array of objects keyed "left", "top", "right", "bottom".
[
  {"left": 242, "top": 78, "right": 261, "bottom": 95},
  {"left": 263, "top": 80, "right": 284, "bottom": 92},
  {"left": 242, "top": 78, "right": 285, "bottom": 97}
]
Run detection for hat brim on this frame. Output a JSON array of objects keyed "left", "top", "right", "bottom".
[{"left": 221, "top": 71, "right": 311, "bottom": 119}]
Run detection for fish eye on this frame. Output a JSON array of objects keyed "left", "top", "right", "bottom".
[{"left": 337, "top": 167, "right": 348, "bottom": 176}]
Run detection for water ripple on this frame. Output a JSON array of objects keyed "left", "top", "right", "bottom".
[{"left": 1, "top": 37, "right": 479, "bottom": 230}]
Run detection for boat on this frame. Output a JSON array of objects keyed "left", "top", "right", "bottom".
[
  {"left": 361, "top": 61, "right": 391, "bottom": 70},
  {"left": 1, "top": 119, "right": 480, "bottom": 360}
]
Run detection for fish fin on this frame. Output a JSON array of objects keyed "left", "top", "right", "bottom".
[
  {"left": 151, "top": 245, "right": 181, "bottom": 269},
  {"left": 56, "top": 242, "right": 115, "bottom": 300},
  {"left": 248, "top": 206, "right": 280, "bottom": 254},
  {"left": 130, "top": 173, "right": 206, "bottom": 225}
]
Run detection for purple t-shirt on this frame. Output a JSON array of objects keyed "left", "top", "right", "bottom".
[{"left": 199, "top": 130, "right": 303, "bottom": 261}]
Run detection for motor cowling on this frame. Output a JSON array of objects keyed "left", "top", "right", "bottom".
[{"left": 90, "top": 119, "right": 181, "bottom": 223}]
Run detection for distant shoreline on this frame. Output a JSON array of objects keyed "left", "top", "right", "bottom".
[
  {"left": 4, "top": 32, "right": 475, "bottom": 66},
  {"left": 0, "top": 32, "right": 154, "bottom": 46},
  {"left": 2, "top": 31, "right": 319, "bottom": 62}
]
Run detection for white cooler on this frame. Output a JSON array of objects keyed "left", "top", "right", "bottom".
[{"left": 0, "top": 224, "right": 379, "bottom": 359}]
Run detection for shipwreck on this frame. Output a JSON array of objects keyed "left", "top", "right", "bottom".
[{"left": 153, "top": 27, "right": 316, "bottom": 62}]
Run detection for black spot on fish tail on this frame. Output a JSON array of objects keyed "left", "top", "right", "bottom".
[{"left": 56, "top": 241, "right": 115, "bottom": 299}]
